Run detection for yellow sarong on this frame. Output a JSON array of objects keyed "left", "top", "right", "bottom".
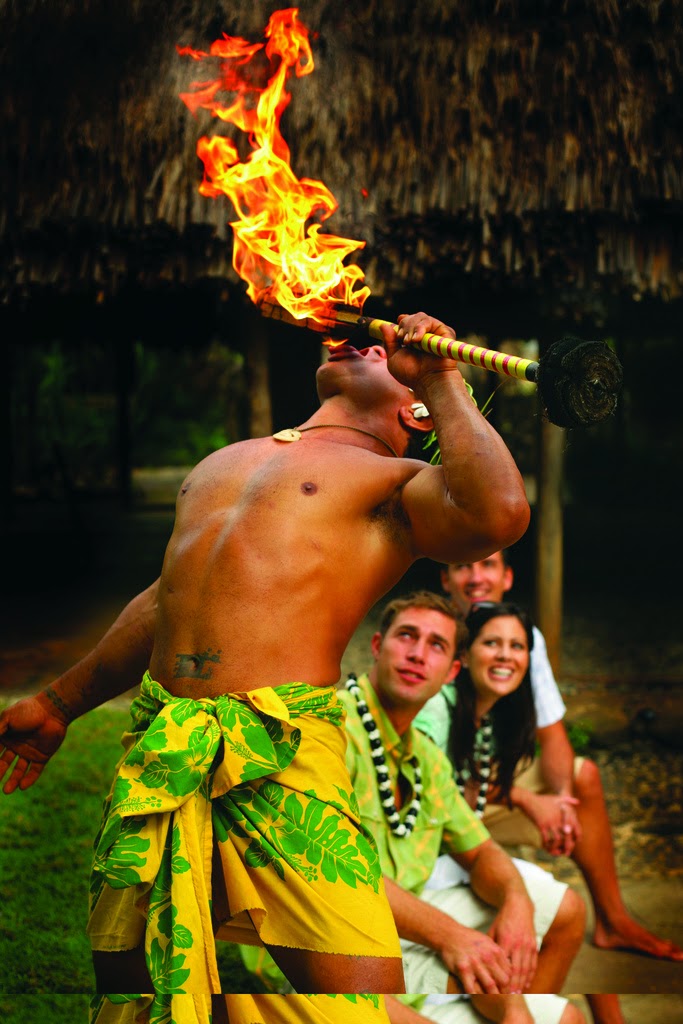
[
  {"left": 90, "top": 993, "right": 392, "bottom": 1024},
  {"left": 87, "top": 673, "right": 400, "bottom": 995}
]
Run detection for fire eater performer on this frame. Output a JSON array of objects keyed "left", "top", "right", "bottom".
[{"left": 0, "top": 312, "right": 529, "bottom": 1013}]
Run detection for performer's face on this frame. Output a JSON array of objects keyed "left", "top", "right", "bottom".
[
  {"left": 371, "top": 607, "right": 459, "bottom": 716},
  {"left": 316, "top": 343, "right": 413, "bottom": 413},
  {"left": 441, "top": 552, "right": 513, "bottom": 614}
]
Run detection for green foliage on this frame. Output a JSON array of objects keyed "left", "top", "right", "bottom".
[
  {"left": 0, "top": 996, "right": 91, "bottom": 1024},
  {"left": 11, "top": 339, "right": 247, "bottom": 494},
  {"left": 12, "top": 342, "right": 118, "bottom": 492},
  {"left": 130, "top": 341, "right": 245, "bottom": 466},
  {"left": 533, "top": 721, "right": 594, "bottom": 760},
  {"left": 566, "top": 721, "right": 594, "bottom": 755}
]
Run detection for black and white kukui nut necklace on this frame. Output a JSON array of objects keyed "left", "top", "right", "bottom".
[
  {"left": 455, "top": 716, "right": 493, "bottom": 818},
  {"left": 344, "top": 674, "right": 422, "bottom": 837}
]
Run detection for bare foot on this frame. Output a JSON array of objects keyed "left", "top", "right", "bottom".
[{"left": 594, "top": 917, "right": 683, "bottom": 961}]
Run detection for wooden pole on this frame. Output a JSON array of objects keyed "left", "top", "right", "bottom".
[
  {"left": 535, "top": 412, "right": 565, "bottom": 676},
  {"left": 0, "top": 326, "right": 14, "bottom": 522},
  {"left": 115, "top": 334, "right": 133, "bottom": 510}
]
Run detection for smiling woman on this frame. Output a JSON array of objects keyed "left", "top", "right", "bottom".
[
  {"left": 465, "top": 609, "right": 532, "bottom": 716},
  {"left": 445, "top": 602, "right": 537, "bottom": 816}
]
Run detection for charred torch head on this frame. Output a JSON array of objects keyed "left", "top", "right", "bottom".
[{"left": 536, "top": 337, "right": 623, "bottom": 428}]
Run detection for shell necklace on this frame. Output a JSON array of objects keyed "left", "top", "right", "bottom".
[
  {"left": 455, "top": 716, "right": 493, "bottom": 818},
  {"left": 344, "top": 674, "right": 422, "bottom": 837}
]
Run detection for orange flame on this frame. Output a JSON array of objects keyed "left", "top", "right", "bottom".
[{"left": 178, "top": 8, "right": 370, "bottom": 324}]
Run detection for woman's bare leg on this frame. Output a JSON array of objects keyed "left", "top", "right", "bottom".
[{"left": 585, "top": 994, "right": 625, "bottom": 1024}]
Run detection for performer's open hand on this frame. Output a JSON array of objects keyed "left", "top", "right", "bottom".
[
  {"left": 0, "top": 694, "right": 69, "bottom": 794},
  {"left": 380, "top": 312, "right": 461, "bottom": 391}
]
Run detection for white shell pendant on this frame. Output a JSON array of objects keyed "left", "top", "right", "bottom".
[{"left": 272, "top": 428, "right": 302, "bottom": 442}]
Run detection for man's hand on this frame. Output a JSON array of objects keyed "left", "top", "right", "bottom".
[
  {"left": 523, "top": 792, "right": 581, "bottom": 856},
  {"left": 380, "top": 312, "right": 462, "bottom": 392},
  {"left": 383, "top": 875, "right": 512, "bottom": 996},
  {"left": 439, "top": 924, "right": 512, "bottom": 994},
  {"left": 487, "top": 893, "right": 538, "bottom": 994},
  {"left": 471, "top": 995, "right": 535, "bottom": 1024},
  {"left": 0, "top": 693, "right": 69, "bottom": 794}
]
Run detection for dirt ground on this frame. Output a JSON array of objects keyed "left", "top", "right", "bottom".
[{"left": 1, "top": 497, "right": 682, "bottom": 1019}]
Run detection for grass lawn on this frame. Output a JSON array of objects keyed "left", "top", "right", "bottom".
[
  {"left": 0, "top": 996, "right": 91, "bottom": 1023},
  {"left": 0, "top": 704, "right": 255, "bottom": 996}
]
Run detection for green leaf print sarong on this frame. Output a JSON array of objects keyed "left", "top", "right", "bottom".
[
  {"left": 91, "top": 993, "right": 392, "bottom": 1024},
  {"left": 87, "top": 673, "right": 400, "bottom": 995}
]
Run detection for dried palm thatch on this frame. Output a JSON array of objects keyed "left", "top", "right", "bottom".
[{"left": 1, "top": 0, "right": 681, "bottom": 308}]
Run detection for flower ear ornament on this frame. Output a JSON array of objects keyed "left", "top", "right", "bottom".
[{"left": 410, "top": 401, "right": 430, "bottom": 420}]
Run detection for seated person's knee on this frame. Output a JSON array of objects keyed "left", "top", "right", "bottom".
[
  {"left": 559, "top": 886, "right": 587, "bottom": 936},
  {"left": 576, "top": 756, "right": 601, "bottom": 795},
  {"left": 559, "top": 1002, "right": 588, "bottom": 1024}
]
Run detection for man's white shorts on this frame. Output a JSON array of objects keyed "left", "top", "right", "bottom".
[
  {"left": 400, "top": 858, "right": 568, "bottom": 994},
  {"left": 418, "top": 994, "right": 569, "bottom": 1024}
]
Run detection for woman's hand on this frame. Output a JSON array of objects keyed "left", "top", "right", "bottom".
[{"left": 523, "top": 792, "right": 581, "bottom": 856}]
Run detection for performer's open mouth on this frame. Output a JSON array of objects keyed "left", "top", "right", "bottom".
[{"left": 327, "top": 344, "right": 364, "bottom": 361}]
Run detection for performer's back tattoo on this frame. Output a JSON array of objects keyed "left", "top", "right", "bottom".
[{"left": 174, "top": 648, "right": 222, "bottom": 680}]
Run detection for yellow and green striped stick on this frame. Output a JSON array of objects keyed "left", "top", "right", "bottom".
[
  {"left": 360, "top": 316, "right": 538, "bottom": 382},
  {"left": 260, "top": 301, "right": 538, "bottom": 381},
  {"left": 259, "top": 300, "right": 623, "bottom": 427}
]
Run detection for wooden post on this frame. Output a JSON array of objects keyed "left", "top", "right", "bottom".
[
  {"left": 0, "top": 326, "right": 14, "bottom": 522},
  {"left": 246, "top": 314, "right": 273, "bottom": 438},
  {"left": 535, "top": 412, "right": 565, "bottom": 675},
  {"left": 115, "top": 334, "right": 133, "bottom": 510}
]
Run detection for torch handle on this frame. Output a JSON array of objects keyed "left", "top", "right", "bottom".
[{"left": 362, "top": 317, "right": 539, "bottom": 383}]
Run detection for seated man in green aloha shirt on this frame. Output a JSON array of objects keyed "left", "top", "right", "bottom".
[
  {"left": 0, "top": 312, "right": 530, "bottom": 1013},
  {"left": 341, "top": 591, "right": 586, "bottom": 1020}
]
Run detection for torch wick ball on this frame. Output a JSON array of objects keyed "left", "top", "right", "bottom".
[{"left": 537, "top": 337, "right": 624, "bottom": 429}]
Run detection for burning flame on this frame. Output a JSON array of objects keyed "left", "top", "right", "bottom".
[{"left": 178, "top": 7, "right": 370, "bottom": 325}]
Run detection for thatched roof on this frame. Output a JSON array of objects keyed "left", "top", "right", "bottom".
[{"left": 1, "top": 0, "right": 681, "bottom": 311}]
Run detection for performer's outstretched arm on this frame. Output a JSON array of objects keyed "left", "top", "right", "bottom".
[{"left": 0, "top": 580, "right": 158, "bottom": 793}]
